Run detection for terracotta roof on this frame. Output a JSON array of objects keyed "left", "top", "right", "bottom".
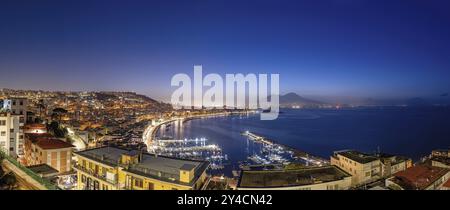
[
  {"left": 443, "top": 179, "right": 450, "bottom": 188},
  {"left": 26, "top": 133, "right": 74, "bottom": 149},
  {"left": 391, "top": 165, "right": 449, "bottom": 190},
  {"left": 25, "top": 133, "right": 54, "bottom": 143},
  {"left": 35, "top": 138, "right": 74, "bottom": 150},
  {"left": 24, "top": 123, "right": 47, "bottom": 129}
]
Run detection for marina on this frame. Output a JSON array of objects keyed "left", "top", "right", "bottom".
[
  {"left": 143, "top": 112, "right": 330, "bottom": 176},
  {"left": 241, "top": 131, "right": 329, "bottom": 166}
]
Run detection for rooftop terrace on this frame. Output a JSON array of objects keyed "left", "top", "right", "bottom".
[
  {"left": 389, "top": 164, "right": 449, "bottom": 190},
  {"left": 335, "top": 150, "right": 379, "bottom": 164},
  {"left": 238, "top": 165, "right": 351, "bottom": 188},
  {"left": 75, "top": 146, "right": 209, "bottom": 186}
]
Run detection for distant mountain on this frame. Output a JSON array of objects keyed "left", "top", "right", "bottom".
[{"left": 279, "top": 93, "right": 326, "bottom": 108}]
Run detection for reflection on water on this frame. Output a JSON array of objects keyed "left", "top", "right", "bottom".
[{"left": 156, "top": 107, "right": 450, "bottom": 176}]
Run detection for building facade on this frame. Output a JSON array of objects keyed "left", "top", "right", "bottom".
[
  {"left": 0, "top": 112, "right": 25, "bottom": 158},
  {"left": 24, "top": 133, "right": 74, "bottom": 173},
  {"left": 2, "top": 98, "right": 28, "bottom": 120},
  {"left": 385, "top": 165, "right": 450, "bottom": 190},
  {"left": 73, "top": 146, "right": 209, "bottom": 190},
  {"left": 331, "top": 150, "right": 381, "bottom": 186},
  {"left": 377, "top": 154, "right": 413, "bottom": 177},
  {"left": 331, "top": 150, "right": 412, "bottom": 186}
]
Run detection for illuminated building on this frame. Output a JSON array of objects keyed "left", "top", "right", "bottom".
[
  {"left": 24, "top": 123, "right": 47, "bottom": 134},
  {"left": 24, "top": 133, "right": 74, "bottom": 173},
  {"left": 331, "top": 150, "right": 382, "bottom": 186},
  {"left": 331, "top": 150, "right": 412, "bottom": 186},
  {"left": 2, "top": 98, "right": 28, "bottom": 120},
  {"left": 0, "top": 112, "right": 24, "bottom": 158},
  {"left": 385, "top": 164, "right": 450, "bottom": 190},
  {"left": 73, "top": 146, "right": 209, "bottom": 190}
]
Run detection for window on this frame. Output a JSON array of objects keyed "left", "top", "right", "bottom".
[
  {"left": 10, "top": 129, "right": 14, "bottom": 133},
  {"left": 0, "top": 120, "right": 6, "bottom": 126},
  {"left": 134, "top": 178, "right": 143, "bottom": 188},
  {"left": 365, "top": 172, "right": 371, "bottom": 177},
  {"left": 0, "top": 131, "right": 5, "bottom": 136},
  {"left": 19, "top": 101, "right": 23, "bottom": 106},
  {"left": 81, "top": 175, "right": 86, "bottom": 183},
  {"left": 148, "top": 182, "right": 154, "bottom": 190}
]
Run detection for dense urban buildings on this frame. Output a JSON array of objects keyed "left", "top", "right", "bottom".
[
  {"left": 0, "top": 90, "right": 449, "bottom": 191},
  {"left": 0, "top": 112, "right": 24, "bottom": 158}
]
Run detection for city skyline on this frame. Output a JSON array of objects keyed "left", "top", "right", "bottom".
[{"left": 1, "top": 0, "right": 450, "bottom": 102}]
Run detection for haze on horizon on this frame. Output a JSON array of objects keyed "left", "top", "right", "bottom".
[{"left": 1, "top": 0, "right": 450, "bottom": 103}]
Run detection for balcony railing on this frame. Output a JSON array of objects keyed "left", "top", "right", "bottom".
[
  {"left": 73, "top": 164, "right": 117, "bottom": 185},
  {"left": 0, "top": 149, "right": 59, "bottom": 190}
]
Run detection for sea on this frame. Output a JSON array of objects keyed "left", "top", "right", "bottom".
[{"left": 156, "top": 106, "right": 450, "bottom": 175}]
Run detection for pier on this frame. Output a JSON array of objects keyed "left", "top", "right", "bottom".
[{"left": 241, "top": 131, "right": 329, "bottom": 166}]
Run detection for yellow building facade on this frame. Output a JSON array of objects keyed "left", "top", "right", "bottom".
[{"left": 73, "top": 146, "right": 209, "bottom": 190}]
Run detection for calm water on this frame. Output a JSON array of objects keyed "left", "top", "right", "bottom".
[{"left": 159, "top": 107, "right": 450, "bottom": 173}]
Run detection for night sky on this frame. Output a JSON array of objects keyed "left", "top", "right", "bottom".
[{"left": 1, "top": 0, "right": 450, "bottom": 101}]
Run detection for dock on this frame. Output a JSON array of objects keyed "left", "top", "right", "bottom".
[{"left": 241, "top": 131, "right": 329, "bottom": 166}]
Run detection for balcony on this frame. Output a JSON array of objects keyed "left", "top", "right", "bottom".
[{"left": 73, "top": 164, "right": 117, "bottom": 185}]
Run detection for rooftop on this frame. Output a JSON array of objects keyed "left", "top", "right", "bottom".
[
  {"left": 75, "top": 146, "right": 209, "bottom": 186},
  {"left": 25, "top": 133, "right": 54, "bottom": 141},
  {"left": 443, "top": 179, "right": 450, "bottom": 188},
  {"left": 335, "top": 150, "right": 379, "bottom": 164},
  {"left": 237, "top": 165, "right": 351, "bottom": 189},
  {"left": 389, "top": 164, "right": 449, "bottom": 190},
  {"left": 27, "top": 164, "right": 59, "bottom": 177},
  {"left": 35, "top": 138, "right": 74, "bottom": 150},
  {"left": 26, "top": 133, "right": 74, "bottom": 149},
  {"left": 24, "top": 123, "right": 47, "bottom": 129},
  {"left": 431, "top": 156, "right": 450, "bottom": 165}
]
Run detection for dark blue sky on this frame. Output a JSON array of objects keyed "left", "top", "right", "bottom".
[{"left": 1, "top": 0, "right": 449, "bottom": 101}]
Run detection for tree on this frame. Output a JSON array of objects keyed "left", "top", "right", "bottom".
[
  {"left": 48, "top": 121, "right": 67, "bottom": 138},
  {"left": 52, "top": 107, "right": 68, "bottom": 122},
  {"left": 0, "top": 173, "right": 17, "bottom": 190},
  {"left": 0, "top": 155, "right": 17, "bottom": 190}
]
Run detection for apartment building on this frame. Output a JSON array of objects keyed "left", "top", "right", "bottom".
[
  {"left": 24, "top": 133, "right": 74, "bottom": 173},
  {"left": 73, "top": 146, "right": 209, "bottom": 190},
  {"left": 0, "top": 112, "right": 25, "bottom": 158},
  {"left": 385, "top": 164, "right": 450, "bottom": 190},
  {"left": 377, "top": 153, "right": 413, "bottom": 177},
  {"left": 2, "top": 98, "right": 28, "bottom": 120},
  {"left": 331, "top": 150, "right": 381, "bottom": 186},
  {"left": 331, "top": 150, "right": 413, "bottom": 186}
]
